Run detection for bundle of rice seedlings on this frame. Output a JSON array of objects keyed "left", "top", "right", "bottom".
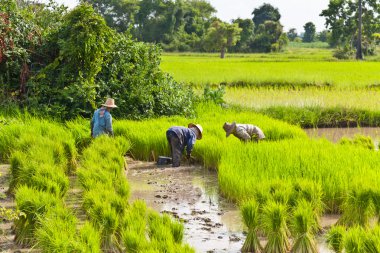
[
  {"left": 268, "top": 180, "right": 292, "bottom": 205},
  {"left": 240, "top": 199, "right": 262, "bottom": 253},
  {"left": 14, "top": 185, "right": 61, "bottom": 246},
  {"left": 77, "top": 221, "right": 101, "bottom": 253},
  {"left": 338, "top": 187, "right": 373, "bottom": 227},
  {"left": 65, "top": 118, "right": 92, "bottom": 152},
  {"left": 371, "top": 190, "right": 380, "bottom": 224},
  {"left": 35, "top": 206, "right": 78, "bottom": 252},
  {"left": 290, "top": 179, "right": 324, "bottom": 230},
  {"left": 363, "top": 226, "right": 380, "bottom": 253},
  {"left": 121, "top": 201, "right": 148, "bottom": 252},
  {"left": 169, "top": 219, "right": 184, "bottom": 243},
  {"left": 261, "top": 200, "right": 290, "bottom": 253},
  {"left": 290, "top": 200, "right": 318, "bottom": 253},
  {"left": 326, "top": 225, "right": 345, "bottom": 253},
  {"left": 343, "top": 226, "right": 366, "bottom": 253},
  {"left": 122, "top": 228, "right": 148, "bottom": 252}
]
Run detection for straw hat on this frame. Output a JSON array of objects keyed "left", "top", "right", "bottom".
[
  {"left": 223, "top": 122, "right": 236, "bottom": 137},
  {"left": 188, "top": 123, "right": 203, "bottom": 140},
  {"left": 102, "top": 98, "right": 117, "bottom": 108}
]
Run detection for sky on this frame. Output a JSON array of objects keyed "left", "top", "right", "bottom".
[{"left": 45, "top": 0, "right": 330, "bottom": 33}]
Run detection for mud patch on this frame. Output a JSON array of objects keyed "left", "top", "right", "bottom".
[
  {"left": 126, "top": 160, "right": 334, "bottom": 253},
  {"left": 127, "top": 160, "right": 244, "bottom": 252}
]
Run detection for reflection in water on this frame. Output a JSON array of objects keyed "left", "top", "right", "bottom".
[
  {"left": 127, "top": 161, "right": 333, "bottom": 253},
  {"left": 305, "top": 127, "right": 380, "bottom": 147}
]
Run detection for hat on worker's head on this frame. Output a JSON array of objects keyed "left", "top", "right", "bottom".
[
  {"left": 188, "top": 123, "right": 203, "bottom": 140},
  {"left": 223, "top": 122, "right": 236, "bottom": 137},
  {"left": 102, "top": 98, "right": 117, "bottom": 108}
]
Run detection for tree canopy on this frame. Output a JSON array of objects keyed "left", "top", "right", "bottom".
[{"left": 320, "top": 0, "right": 380, "bottom": 55}]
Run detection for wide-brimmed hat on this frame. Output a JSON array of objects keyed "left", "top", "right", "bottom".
[
  {"left": 223, "top": 122, "right": 236, "bottom": 137},
  {"left": 188, "top": 123, "right": 203, "bottom": 140},
  {"left": 102, "top": 98, "right": 117, "bottom": 108}
]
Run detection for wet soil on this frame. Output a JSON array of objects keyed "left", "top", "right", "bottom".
[{"left": 126, "top": 159, "right": 336, "bottom": 253}]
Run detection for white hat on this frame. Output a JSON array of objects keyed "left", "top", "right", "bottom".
[
  {"left": 188, "top": 123, "right": 203, "bottom": 140},
  {"left": 102, "top": 98, "right": 117, "bottom": 108}
]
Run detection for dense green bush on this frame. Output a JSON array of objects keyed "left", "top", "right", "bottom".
[{"left": 96, "top": 34, "right": 195, "bottom": 119}]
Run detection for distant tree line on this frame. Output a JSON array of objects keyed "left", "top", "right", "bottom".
[{"left": 83, "top": 0, "right": 380, "bottom": 59}]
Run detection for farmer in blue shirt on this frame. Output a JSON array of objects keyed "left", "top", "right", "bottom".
[
  {"left": 91, "top": 98, "right": 117, "bottom": 138},
  {"left": 166, "top": 123, "right": 203, "bottom": 167}
]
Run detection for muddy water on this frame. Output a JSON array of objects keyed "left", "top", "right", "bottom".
[
  {"left": 127, "top": 160, "right": 334, "bottom": 253},
  {"left": 305, "top": 127, "right": 380, "bottom": 147}
]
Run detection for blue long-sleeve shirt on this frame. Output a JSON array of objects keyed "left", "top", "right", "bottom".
[
  {"left": 91, "top": 108, "right": 113, "bottom": 138},
  {"left": 167, "top": 126, "right": 197, "bottom": 155}
]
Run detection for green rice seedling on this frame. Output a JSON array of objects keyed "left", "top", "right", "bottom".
[
  {"left": 290, "top": 200, "right": 318, "bottom": 253},
  {"left": 30, "top": 167, "right": 69, "bottom": 198},
  {"left": 289, "top": 179, "right": 323, "bottom": 230},
  {"left": 338, "top": 187, "right": 374, "bottom": 228},
  {"left": 83, "top": 185, "right": 128, "bottom": 217},
  {"left": 169, "top": 219, "right": 184, "bottom": 244},
  {"left": 77, "top": 167, "right": 114, "bottom": 191},
  {"left": 121, "top": 201, "right": 148, "bottom": 251},
  {"left": 371, "top": 189, "right": 380, "bottom": 224},
  {"left": 326, "top": 226, "right": 346, "bottom": 253},
  {"left": 148, "top": 212, "right": 175, "bottom": 243},
  {"left": 364, "top": 226, "right": 380, "bottom": 253},
  {"left": 240, "top": 199, "right": 263, "bottom": 253},
  {"left": 268, "top": 180, "right": 292, "bottom": 206},
  {"left": 339, "top": 134, "right": 375, "bottom": 150},
  {"left": 65, "top": 118, "right": 92, "bottom": 152},
  {"left": 0, "top": 122, "right": 23, "bottom": 161},
  {"left": 261, "top": 200, "right": 290, "bottom": 253},
  {"left": 114, "top": 175, "right": 130, "bottom": 199},
  {"left": 35, "top": 206, "right": 78, "bottom": 252},
  {"left": 14, "top": 185, "right": 62, "bottom": 246},
  {"left": 77, "top": 221, "right": 102, "bottom": 253},
  {"left": 343, "top": 226, "right": 366, "bottom": 253},
  {"left": 122, "top": 229, "right": 148, "bottom": 252},
  {"left": 91, "top": 204, "right": 119, "bottom": 251}
]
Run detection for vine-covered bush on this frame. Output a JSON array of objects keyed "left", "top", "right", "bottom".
[
  {"left": 96, "top": 34, "right": 195, "bottom": 119},
  {"left": 2, "top": 1, "right": 195, "bottom": 120}
]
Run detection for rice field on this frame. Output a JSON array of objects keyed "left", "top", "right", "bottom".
[
  {"left": 224, "top": 87, "right": 380, "bottom": 110},
  {"left": 161, "top": 52, "right": 380, "bottom": 88}
]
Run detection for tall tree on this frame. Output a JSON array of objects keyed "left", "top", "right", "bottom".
[
  {"left": 204, "top": 20, "right": 242, "bottom": 58},
  {"left": 356, "top": 0, "right": 363, "bottom": 59},
  {"left": 252, "top": 3, "right": 281, "bottom": 28},
  {"left": 251, "top": 20, "right": 283, "bottom": 52},
  {"left": 287, "top": 28, "right": 298, "bottom": 41},
  {"left": 320, "top": 0, "right": 380, "bottom": 54},
  {"left": 230, "top": 18, "right": 254, "bottom": 52},
  {"left": 81, "top": 0, "right": 139, "bottom": 32},
  {"left": 303, "top": 22, "right": 316, "bottom": 42}
]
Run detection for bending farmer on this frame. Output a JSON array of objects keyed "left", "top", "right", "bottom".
[
  {"left": 166, "top": 123, "right": 203, "bottom": 167},
  {"left": 223, "top": 122, "right": 265, "bottom": 142},
  {"left": 91, "top": 98, "right": 117, "bottom": 138}
]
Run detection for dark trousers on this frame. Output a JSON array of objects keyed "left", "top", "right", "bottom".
[{"left": 166, "top": 131, "right": 182, "bottom": 167}]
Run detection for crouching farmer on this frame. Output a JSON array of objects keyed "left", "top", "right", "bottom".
[
  {"left": 166, "top": 123, "right": 203, "bottom": 167},
  {"left": 223, "top": 122, "right": 265, "bottom": 142}
]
